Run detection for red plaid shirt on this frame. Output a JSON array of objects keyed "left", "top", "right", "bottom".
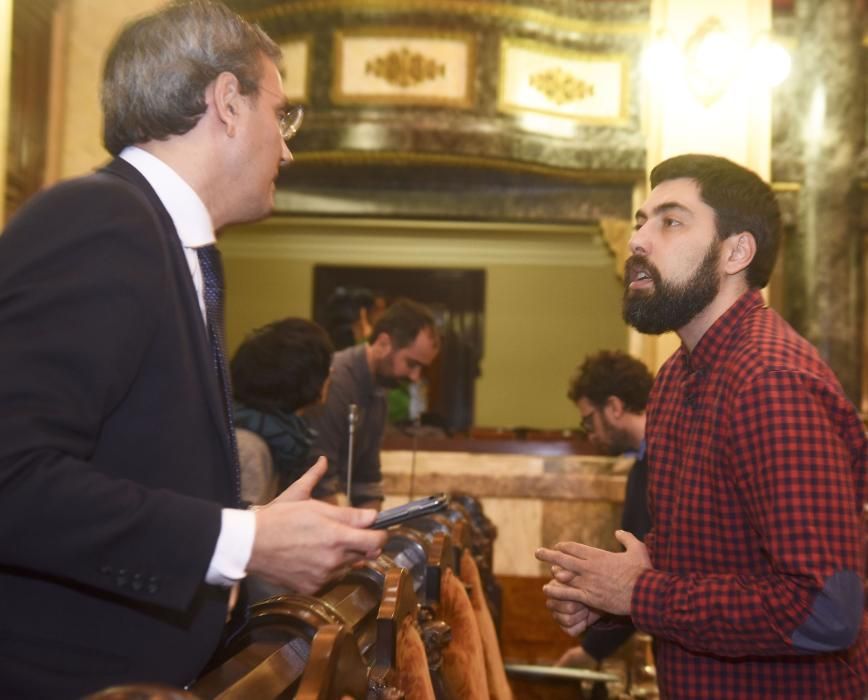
[{"left": 632, "top": 289, "right": 868, "bottom": 699}]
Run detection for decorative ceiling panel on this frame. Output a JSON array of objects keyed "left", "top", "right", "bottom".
[
  {"left": 332, "top": 30, "right": 475, "bottom": 107},
  {"left": 498, "top": 37, "right": 628, "bottom": 125}
]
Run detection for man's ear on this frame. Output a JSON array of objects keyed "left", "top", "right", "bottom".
[
  {"left": 370, "top": 332, "right": 392, "bottom": 358},
  {"left": 604, "top": 395, "right": 625, "bottom": 420},
  {"left": 210, "top": 71, "right": 243, "bottom": 136},
  {"left": 723, "top": 232, "right": 756, "bottom": 277}
]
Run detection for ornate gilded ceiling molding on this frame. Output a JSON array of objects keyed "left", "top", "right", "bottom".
[
  {"left": 499, "top": 38, "right": 630, "bottom": 125},
  {"left": 244, "top": 0, "right": 649, "bottom": 36},
  {"left": 366, "top": 48, "right": 445, "bottom": 88},
  {"left": 530, "top": 67, "right": 596, "bottom": 106},
  {"left": 332, "top": 28, "right": 475, "bottom": 107}
]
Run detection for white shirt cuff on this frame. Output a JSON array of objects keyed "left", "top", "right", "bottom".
[{"left": 205, "top": 507, "right": 256, "bottom": 586}]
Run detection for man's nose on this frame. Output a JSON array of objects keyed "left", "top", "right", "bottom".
[
  {"left": 629, "top": 223, "right": 648, "bottom": 256},
  {"left": 408, "top": 367, "right": 422, "bottom": 382}
]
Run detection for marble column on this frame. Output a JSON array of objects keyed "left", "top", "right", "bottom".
[{"left": 791, "top": 0, "right": 865, "bottom": 405}]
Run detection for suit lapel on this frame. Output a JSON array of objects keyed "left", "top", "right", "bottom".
[{"left": 100, "top": 158, "right": 236, "bottom": 488}]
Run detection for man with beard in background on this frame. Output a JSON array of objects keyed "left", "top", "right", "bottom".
[
  {"left": 537, "top": 154, "right": 867, "bottom": 699},
  {"left": 307, "top": 298, "right": 440, "bottom": 509}
]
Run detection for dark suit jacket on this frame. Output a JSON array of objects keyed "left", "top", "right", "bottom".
[{"left": 0, "top": 159, "right": 236, "bottom": 698}]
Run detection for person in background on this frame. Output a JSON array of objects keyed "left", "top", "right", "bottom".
[
  {"left": 0, "top": 2, "right": 385, "bottom": 695},
  {"left": 537, "top": 154, "right": 867, "bottom": 699},
  {"left": 322, "top": 286, "right": 376, "bottom": 351},
  {"left": 306, "top": 298, "right": 440, "bottom": 508},
  {"left": 231, "top": 318, "right": 337, "bottom": 504},
  {"left": 557, "top": 350, "right": 652, "bottom": 669}
]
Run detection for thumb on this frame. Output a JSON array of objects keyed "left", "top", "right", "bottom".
[
  {"left": 275, "top": 456, "right": 327, "bottom": 503},
  {"left": 327, "top": 505, "right": 378, "bottom": 529},
  {"left": 614, "top": 529, "right": 639, "bottom": 550}
]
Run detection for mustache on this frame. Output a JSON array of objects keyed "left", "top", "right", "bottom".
[{"left": 624, "top": 255, "right": 662, "bottom": 287}]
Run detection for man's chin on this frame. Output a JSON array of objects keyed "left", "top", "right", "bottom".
[{"left": 375, "top": 375, "right": 403, "bottom": 390}]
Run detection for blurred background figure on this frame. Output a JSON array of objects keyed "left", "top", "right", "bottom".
[
  {"left": 231, "top": 318, "right": 336, "bottom": 505},
  {"left": 322, "top": 286, "right": 381, "bottom": 351},
  {"left": 557, "top": 350, "right": 653, "bottom": 669}
]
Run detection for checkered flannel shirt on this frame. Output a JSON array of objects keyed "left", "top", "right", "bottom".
[{"left": 632, "top": 289, "right": 868, "bottom": 699}]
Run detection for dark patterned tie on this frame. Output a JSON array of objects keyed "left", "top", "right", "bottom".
[{"left": 197, "top": 244, "right": 241, "bottom": 503}]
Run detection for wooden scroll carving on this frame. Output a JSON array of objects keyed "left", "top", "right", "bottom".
[{"left": 296, "top": 624, "right": 369, "bottom": 700}]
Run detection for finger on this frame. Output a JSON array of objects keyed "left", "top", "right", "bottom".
[
  {"left": 278, "top": 457, "right": 328, "bottom": 502},
  {"left": 544, "top": 582, "right": 588, "bottom": 604},
  {"left": 614, "top": 529, "right": 639, "bottom": 550},
  {"left": 546, "top": 598, "right": 580, "bottom": 615},
  {"left": 563, "top": 620, "right": 589, "bottom": 637},
  {"left": 537, "top": 548, "right": 587, "bottom": 576},
  {"left": 553, "top": 568, "right": 576, "bottom": 584},
  {"left": 553, "top": 541, "right": 596, "bottom": 559}
]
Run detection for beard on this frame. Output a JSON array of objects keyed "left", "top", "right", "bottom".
[
  {"left": 622, "top": 239, "right": 721, "bottom": 334},
  {"left": 373, "top": 355, "right": 404, "bottom": 389}
]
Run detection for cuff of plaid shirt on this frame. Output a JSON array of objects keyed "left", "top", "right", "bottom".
[{"left": 630, "top": 567, "right": 678, "bottom": 637}]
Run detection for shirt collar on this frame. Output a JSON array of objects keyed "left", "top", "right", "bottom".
[
  {"left": 686, "top": 288, "right": 766, "bottom": 371},
  {"left": 119, "top": 146, "right": 215, "bottom": 249}
]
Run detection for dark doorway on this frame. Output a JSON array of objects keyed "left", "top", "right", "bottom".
[{"left": 312, "top": 265, "right": 485, "bottom": 433}]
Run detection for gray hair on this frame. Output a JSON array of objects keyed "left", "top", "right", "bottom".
[{"left": 101, "top": 0, "right": 281, "bottom": 156}]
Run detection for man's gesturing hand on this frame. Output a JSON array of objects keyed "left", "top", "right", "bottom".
[{"left": 535, "top": 530, "right": 651, "bottom": 617}]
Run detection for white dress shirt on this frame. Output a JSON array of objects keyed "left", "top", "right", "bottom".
[{"left": 119, "top": 146, "right": 255, "bottom": 587}]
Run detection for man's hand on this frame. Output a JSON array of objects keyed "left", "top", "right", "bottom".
[
  {"left": 536, "top": 530, "right": 651, "bottom": 617},
  {"left": 247, "top": 458, "right": 387, "bottom": 594},
  {"left": 542, "top": 577, "right": 603, "bottom": 636}
]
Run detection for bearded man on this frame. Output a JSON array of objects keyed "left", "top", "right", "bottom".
[
  {"left": 537, "top": 154, "right": 867, "bottom": 699},
  {"left": 306, "top": 298, "right": 440, "bottom": 508}
]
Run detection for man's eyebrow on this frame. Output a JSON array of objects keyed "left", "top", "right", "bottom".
[{"left": 634, "top": 201, "right": 693, "bottom": 220}]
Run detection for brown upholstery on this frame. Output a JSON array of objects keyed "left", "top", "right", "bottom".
[
  {"left": 460, "top": 549, "right": 513, "bottom": 700},
  {"left": 439, "top": 567, "right": 489, "bottom": 699},
  {"left": 396, "top": 614, "right": 436, "bottom": 700}
]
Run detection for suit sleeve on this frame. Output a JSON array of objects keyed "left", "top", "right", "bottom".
[{"left": 0, "top": 180, "right": 222, "bottom": 611}]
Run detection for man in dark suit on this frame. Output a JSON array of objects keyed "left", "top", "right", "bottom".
[{"left": 0, "top": 2, "right": 386, "bottom": 697}]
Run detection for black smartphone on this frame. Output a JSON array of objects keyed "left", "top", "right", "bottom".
[{"left": 371, "top": 493, "right": 449, "bottom": 529}]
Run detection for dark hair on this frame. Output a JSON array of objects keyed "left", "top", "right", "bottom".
[
  {"left": 231, "top": 318, "right": 333, "bottom": 414},
  {"left": 323, "top": 286, "right": 375, "bottom": 351},
  {"left": 567, "top": 350, "right": 653, "bottom": 413},
  {"left": 102, "top": 0, "right": 281, "bottom": 155},
  {"left": 370, "top": 298, "right": 437, "bottom": 350},
  {"left": 649, "top": 154, "right": 781, "bottom": 289}
]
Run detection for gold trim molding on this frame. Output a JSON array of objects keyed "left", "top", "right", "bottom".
[
  {"left": 245, "top": 0, "right": 649, "bottom": 36},
  {"left": 293, "top": 149, "right": 644, "bottom": 184}
]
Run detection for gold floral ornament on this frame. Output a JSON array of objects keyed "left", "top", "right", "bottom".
[
  {"left": 365, "top": 47, "right": 446, "bottom": 88},
  {"left": 529, "top": 67, "right": 595, "bottom": 106}
]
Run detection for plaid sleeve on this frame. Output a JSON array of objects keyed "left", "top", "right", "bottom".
[{"left": 633, "top": 369, "right": 864, "bottom": 656}]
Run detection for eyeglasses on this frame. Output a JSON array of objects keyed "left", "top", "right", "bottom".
[
  {"left": 255, "top": 81, "right": 304, "bottom": 142},
  {"left": 279, "top": 105, "right": 303, "bottom": 142}
]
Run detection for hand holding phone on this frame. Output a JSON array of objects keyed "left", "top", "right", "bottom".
[{"left": 371, "top": 493, "right": 449, "bottom": 529}]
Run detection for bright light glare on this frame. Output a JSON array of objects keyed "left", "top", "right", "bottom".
[
  {"left": 749, "top": 38, "right": 792, "bottom": 87},
  {"left": 691, "top": 29, "right": 739, "bottom": 84},
  {"left": 641, "top": 35, "right": 683, "bottom": 79}
]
